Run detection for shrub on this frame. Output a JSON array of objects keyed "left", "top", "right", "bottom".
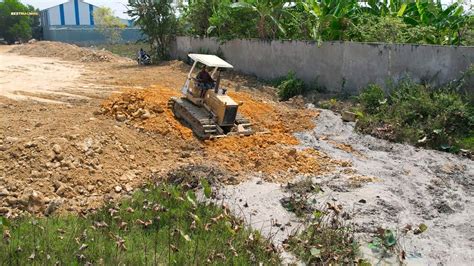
[
  {"left": 287, "top": 202, "right": 358, "bottom": 264},
  {"left": 358, "top": 84, "right": 386, "bottom": 114},
  {"left": 356, "top": 78, "right": 474, "bottom": 152},
  {"left": 277, "top": 72, "right": 306, "bottom": 101}
]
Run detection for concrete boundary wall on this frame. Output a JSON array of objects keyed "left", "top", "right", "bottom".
[{"left": 171, "top": 37, "right": 474, "bottom": 93}]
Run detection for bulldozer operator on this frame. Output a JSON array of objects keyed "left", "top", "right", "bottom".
[{"left": 196, "top": 65, "right": 215, "bottom": 97}]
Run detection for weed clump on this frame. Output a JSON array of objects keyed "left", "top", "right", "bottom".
[
  {"left": 280, "top": 178, "right": 320, "bottom": 217},
  {"left": 356, "top": 78, "right": 474, "bottom": 153},
  {"left": 276, "top": 72, "right": 306, "bottom": 101},
  {"left": 286, "top": 202, "right": 358, "bottom": 264}
]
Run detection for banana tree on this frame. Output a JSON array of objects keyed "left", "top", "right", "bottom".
[
  {"left": 298, "top": 0, "right": 361, "bottom": 41},
  {"left": 230, "top": 0, "right": 294, "bottom": 39},
  {"left": 362, "top": 0, "right": 409, "bottom": 17},
  {"left": 401, "top": 0, "right": 470, "bottom": 45}
]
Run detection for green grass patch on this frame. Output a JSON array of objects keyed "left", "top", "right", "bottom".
[
  {"left": 94, "top": 43, "right": 148, "bottom": 59},
  {"left": 0, "top": 183, "right": 279, "bottom": 265}
]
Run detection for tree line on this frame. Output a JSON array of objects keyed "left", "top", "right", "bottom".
[
  {"left": 127, "top": 0, "right": 472, "bottom": 60},
  {"left": 180, "top": 0, "right": 473, "bottom": 45}
]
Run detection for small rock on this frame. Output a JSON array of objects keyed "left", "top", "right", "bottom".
[
  {"left": 44, "top": 199, "right": 63, "bottom": 216},
  {"left": 180, "top": 152, "right": 191, "bottom": 158},
  {"left": 52, "top": 144, "right": 62, "bottom": 154},
  {"left": 56, "top": 184, "right": 74, "bottom": 198},
  {"left": 341, "top": 111, "right": 356, "bottom": 122},
  {"left": 24, "top": 141, "right": 37, "bottom": 148},
  {"left": 0, "top": 207, "right": 9, "bottom": 214},
  {"left": 358, "top": 199, "right": 367, "bottom": 204},
  {"left": 115, "top": 113, "right": 127, "bottom": 122},
  {"left": 125, "top": 184, "right": 133, "bottom": 192},
  {"left": 21, "top": 189, "right": 45, "bottom": 212},
  {"left": 120, "top": 171, "right": 136, "bottom": 181},
  {"left": 141, "top": 109, "right": 151, "bottom": 119},
  {"left": 0, "top": 187, "right": 9, "bottom": 196},
  {"left": 288, "top": 148, "right": 297, "bottom": 157},
  {"left": 114, "top": 186, "right": 122, "bottom": 193},
  {"left": 5, "top": 137, "right": 19, "bottom": 143}
]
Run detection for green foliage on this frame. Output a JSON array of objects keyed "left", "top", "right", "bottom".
[
  {"left": 200, "top": 179, "right": 212, "bottom": 199},
  {"left": 229, "top": 0, "right": 294, "bottom": 39},
  {"left": 298, "top": 0, "right": 361, "bottom": 42},
  {"left": 349, "top": 13, "right": 436, "bottom": 44},
  {"left": 288, "top": 202, "right": 358, "bottom": 264},
  {"left": 358, "top": 84, "right": 386, "bottom": 114},
  {"left": 181, "top": 0, "right": 473, "bottom": 45},
  {"left": 0, "top": 0, "right": 36, "bottom": 43},
  {"left": 207, "top": 0, "right": 258, "bottom": 40},
  {"left": 276, "top": 72, "right": 306, "bottom": 101},
  {"left": 356, "top": 78, "right": 474, "bottom": 152},
  {"left": 94, "top": 7, "right": 126, "bottom": 44},
  {"left": 0, "top": 183, "right": 280, "bottom": 264},
  {"left": 128, "top": 0, "right": 178, "bottom": 60},
  {"left": 95, "top": 43, "right": 148, "bottom": 59},
  {"left": 181, "top": 0, "right": 218, "bottom": 37}
]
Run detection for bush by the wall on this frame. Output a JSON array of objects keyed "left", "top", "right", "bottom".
[
  {"left": 276, "top": 72, "right": 306, "bottom": 101},
  {"left": 356, "top": 79, "right": 474, "bottom": 152},
  {"left": 358, "top": 84, "right": 386, "bottom": 114}
]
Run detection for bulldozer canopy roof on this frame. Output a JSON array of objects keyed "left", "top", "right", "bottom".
[{"left": 188, "top": 54, "right": 233, "bottom": 69}]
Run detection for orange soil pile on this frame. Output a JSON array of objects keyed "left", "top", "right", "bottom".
[
  {"left": 101, "top": 85, "right": 194, "bottom": 139},
  {"left": 102, "top": 86, "right": 345, "bottom": 181}
]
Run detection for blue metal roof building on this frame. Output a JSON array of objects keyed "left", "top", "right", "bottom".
[
  {"left": 41, "top": 0, "right": 101, "bottom": 27},
  {"left": 38, "top": 0, "right": 140, "bottom": 45}
]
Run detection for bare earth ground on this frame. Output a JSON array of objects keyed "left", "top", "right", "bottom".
[{"left": 1, "top": 42, "right": 473, "bottom": 264}]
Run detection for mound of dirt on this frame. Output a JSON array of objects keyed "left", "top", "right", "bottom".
[
  {"left": 10, "top": 41, "right": 125, "bottom": 63},
  {"left": 100, "top": 86, "right": 350, "bottom": 182},
  {"left": 101, "top": 86, "right": 193, "bottom": 138}
]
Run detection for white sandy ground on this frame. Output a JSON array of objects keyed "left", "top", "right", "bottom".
[
  {"left": 0, "top": 47, "right": 113, "bottom": 104},
  {"left": 220, "top": 108, "right": 473, "bottom": 265}
]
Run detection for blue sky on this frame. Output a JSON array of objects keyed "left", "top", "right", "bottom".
[{"left": 21, "top": 0, "right": 130, "bottom": 18}]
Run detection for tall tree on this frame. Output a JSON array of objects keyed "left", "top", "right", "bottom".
[
  {"left": 0, "top": 0, "right": 33, "bottom": 43},
  {"left": 183, "top": 0, "right": 218, "bottom": 37},
  {"left": 94, "top": 7, "right": 126, "bottom": 44},
  {"left": 128, "top": 0, "right": 178, "bottom": 60}
]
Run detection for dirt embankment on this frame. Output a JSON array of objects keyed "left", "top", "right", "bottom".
[{"left": 9, "top": 41, "right": 129, "bottom": 63}]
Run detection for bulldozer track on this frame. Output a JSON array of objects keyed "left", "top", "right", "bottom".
[
  {"left": 168, "top": 97, "right": 253, "bottom": 139},
  {"left": 168, "top": 97, "right": 221, "bottom": 139}
]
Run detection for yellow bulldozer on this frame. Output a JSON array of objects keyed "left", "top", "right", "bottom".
[{"left": 168, "top": 54, "right": 253, "bottom": 139}]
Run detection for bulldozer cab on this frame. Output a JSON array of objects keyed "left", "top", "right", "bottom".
[{"left": 182, "top": 54, "right": 233, "bottom": 105}]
